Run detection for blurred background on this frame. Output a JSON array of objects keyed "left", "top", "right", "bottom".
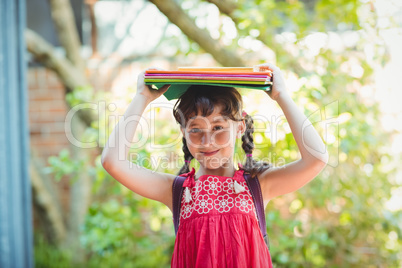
[{"left": 24, "top": 0, "right": 402, "bottom": 267}]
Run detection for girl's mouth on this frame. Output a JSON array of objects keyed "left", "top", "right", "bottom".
[{"left": 201, "top": 150, "right": 219, "bottom": 156}]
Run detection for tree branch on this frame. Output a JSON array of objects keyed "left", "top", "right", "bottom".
[
  {"left": 25, "top": 29, "right": 87, "bottom": 91},
  {"left": 204, "top": 0, "right": 306, "bottom": 75},
  {"left": 25, "top": 29, "right": 96, "bottom": 126},
  {"left": 148, "top": 0, "right": 245, "bottom": 67},
  {"left": 30, "top": 150, "right": 66, "bottom": 244},
  {"left": 205, "top": 0, "right": 237, "bottom": 17},
  {"left": 49, "top": 0, "right": 85, "bottom": 71},
  {"left": 27, "top": 29, "right": 97, "bottom": 262},
  {"left": 28, "top": 2, "right": 97, "bottom": 260}
]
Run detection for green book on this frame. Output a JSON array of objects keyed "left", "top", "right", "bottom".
[{"left": 146, "top": 82, "right": 272, "bottom": 100}]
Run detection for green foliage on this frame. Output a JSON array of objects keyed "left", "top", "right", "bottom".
[
  {"left": 45, "top": 149, "right": 86, "bottom": 182},
  {"left": 236, "top": 0, "right": 361, "bottom": 38},
  {"left": 81, "top": 199, "right": 174, "bottom": 268},
  {"left": 267, "top": 211, "right": 337, "bottom": 267},
  {"left": 80, "top": 149, "right": 178, "bottom": 267},
  {"left": 35, "top": 0, "right": 402, "bottom": 267},
  {"left": 34, "top": 233, "right": 72, "bottom": 268},
  {"left": 65, "top": 85, "right": 94, "bottom": 107}
]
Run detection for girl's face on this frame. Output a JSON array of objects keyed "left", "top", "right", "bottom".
[{"left": 181, "top": 105, "right": 245, "bottom": 170}]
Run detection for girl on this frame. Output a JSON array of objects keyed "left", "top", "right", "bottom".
[{"left": 101, "top": 63, "right": 329, "bottom": 267}]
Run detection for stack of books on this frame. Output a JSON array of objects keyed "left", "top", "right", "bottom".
[{"left": 144, "top": 67, "right": 273, "bottom": 100}]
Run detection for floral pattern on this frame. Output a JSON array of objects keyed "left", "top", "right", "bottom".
[
  {"left": 192, "top": 181, "right": 202, "bottom": 200},
  {"left": 222, "top": 178, "right": 235, "bottom": 194},
  {"left": 203, "top": 176, "right": 222, "bottom": 195},
  {"left": 194, "top": 194, "right": 214, "bottom": 214},
  {"left": 235, "top": 194, "right": 254, "bottom": 213},
  {"left": 239, "top": 181, "right": 250, "bottom": 192},
  {"left": 179, "top": 172, "right": 259, "bottom": 221},
  {"left": 181, "top": 203, "right": 193, "bottom": 219},
  {"left": 214, "top": 194, "right": 234, "bottom": 213}
]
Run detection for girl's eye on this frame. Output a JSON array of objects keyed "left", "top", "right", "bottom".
[
  {"left": 189, "top": 128, "right": 202, "bottom": 133},
  {"left": 213, "top": 126, "right": 223, "bottom": 131}
]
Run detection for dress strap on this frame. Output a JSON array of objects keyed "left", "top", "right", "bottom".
[
  {"left": 233, "top": 168, "right": 245, "bottom": 183},
  {"left": 233, "top": 168, "right": 246, "bottom": 194},
  {"left": 181, "top": 167, "right": 195, "bottom": 203},
  {"left": 182, "top": 167, "right": 196, "bottom": 188}
]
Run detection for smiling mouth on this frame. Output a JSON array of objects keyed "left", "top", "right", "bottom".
[{"left": 201, "top": 150, "right": 219, "bottom": 156}]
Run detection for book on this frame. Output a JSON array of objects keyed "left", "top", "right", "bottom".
[{"left": 144, "top": 67, "right": 273, "bottom": 100}]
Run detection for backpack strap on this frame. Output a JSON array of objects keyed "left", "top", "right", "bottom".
[
  {"left": 244, "top": 173, "right": 270, "bottom": 249},
  {"left": 172, "top": 175, "right": 186, "bottom": 235}
]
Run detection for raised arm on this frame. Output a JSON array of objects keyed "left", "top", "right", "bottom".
[
  {"left": 101, "top": 70, "right": 175, "bottom": 210},
  {"left": 257, "top": 63, "right": 329, "bottom": 202}
]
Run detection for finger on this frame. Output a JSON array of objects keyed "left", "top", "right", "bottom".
[
  {"left": 137, "top": 71, "right": 146, "bottom": 83},
  {"left": 145, "top": 66, "right": 166, "bottom": 71},
  {"left": 255, "top": 63, "right": 280, "bottom": 71}
]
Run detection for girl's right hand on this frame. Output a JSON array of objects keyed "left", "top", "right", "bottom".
[{"left": 136, "top": 68, "right": 170, "bottom": 103}]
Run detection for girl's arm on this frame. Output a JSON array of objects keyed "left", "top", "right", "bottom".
[
  {"left": 101, "top": 70, "right": 175, "bottom": 211},
  {"left": 257, "top": 63, "right": 329, "bottom": 202}
]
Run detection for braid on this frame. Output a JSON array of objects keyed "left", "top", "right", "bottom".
[
  {"left": 241, "top": 113, "right": 272, "bottom": 178},
  {"left": 178, "top": 137, "right": 194, "bottom": 175},
  {"left": 242, "top": 114, "right": 255, "bottom": 170}
]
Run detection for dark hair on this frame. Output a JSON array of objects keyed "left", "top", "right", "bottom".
[
  {"left": 241, "top": 113, "right": 273, "bottom": 178},
  {"left": 173, "top": 85, "right": 272, "bottom": 177}
]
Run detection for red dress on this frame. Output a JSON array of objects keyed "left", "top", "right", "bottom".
[{"left": 171, "top": 167, "right": 273, "bottom": 268}]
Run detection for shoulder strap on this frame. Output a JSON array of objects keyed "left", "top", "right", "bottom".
[
  {"left": 172, "top": 175, "right": 186, "bottom": 235},
  {"left": 244, "top": 173, "right": 270, "bottom": 249}
]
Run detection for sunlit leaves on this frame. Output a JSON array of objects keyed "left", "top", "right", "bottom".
[
  {"left": 37, "top": 0, "right": 402, "bottom": 266},
  {"left": 81, "top": 199, "right": 174, "bottom": 267},
  {"left": 45, "top": 149, "right": 86, "bottom": 183}
]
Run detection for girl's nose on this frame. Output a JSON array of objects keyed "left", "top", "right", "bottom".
[{"left": 201, "top": 131, "right": 213, "bottom": 146}]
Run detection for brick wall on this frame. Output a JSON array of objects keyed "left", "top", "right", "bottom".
[
  {"left": 28, "top": 67, "right": 73, "bottom": 225},
  {"left": 28, "top": 67, "right": 70, "bottom": 160}
]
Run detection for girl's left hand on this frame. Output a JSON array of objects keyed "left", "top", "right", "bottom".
[{"left": 254, "top": 63, "right": 288, "bottom": 101}]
